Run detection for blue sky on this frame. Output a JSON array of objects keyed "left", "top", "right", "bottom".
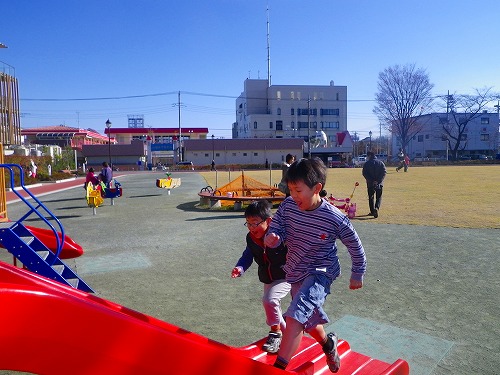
[{"left": 2, "top": 0, "right": 499, "bottom": 140}]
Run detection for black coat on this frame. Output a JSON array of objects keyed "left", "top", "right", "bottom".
[{"left": 246, "top": 233, "right": 287, "bottom": 284}]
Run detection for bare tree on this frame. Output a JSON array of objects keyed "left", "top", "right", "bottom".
[
  {"left": 440, "top": 87, "right": 496, "bottom": 160},
  {"left": 373, "top": 64, "right": 434, "bottom": 152}
]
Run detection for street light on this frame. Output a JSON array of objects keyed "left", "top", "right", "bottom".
[
  {"left": 105, "top": 119, "right": 112, "bottom": 165},
  {"left": 369, "top": 131, "right": 372, "bottom": 151}
]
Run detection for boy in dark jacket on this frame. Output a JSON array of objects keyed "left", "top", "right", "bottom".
[{"left": 231, "top": 200, "right": 290, "bottom": 353}]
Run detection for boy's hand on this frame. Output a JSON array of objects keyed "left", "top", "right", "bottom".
[
  {"left": 349, "top": 278, "right": 363, "bottom": 290},
  {"left": 231, "top": 267, "right": 243, "bottom": 278},
  {"left": 264, "top": 233, "right": 281, "bottom": 248}
]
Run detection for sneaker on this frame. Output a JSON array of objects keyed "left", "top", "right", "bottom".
[
  {"left": 373, "top": 208, "right": 378, "bottom": 218},
  {"left": 324, "top": 332, "right": 340, "bottom": 373},
  {"left": 262, "top": 331, "right": 282, "bottom": 354}
]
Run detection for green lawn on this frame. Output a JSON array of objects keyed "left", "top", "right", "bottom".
[{"left": 200, "top": 165, "right": 500, "bottom": 229}]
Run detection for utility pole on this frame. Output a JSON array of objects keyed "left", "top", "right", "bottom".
[
  {"left": 307, "top": 96, "right": 311, "bottom": 158},
  {"left": 178, "top": 91, "right": 182, "bottom": 162}
]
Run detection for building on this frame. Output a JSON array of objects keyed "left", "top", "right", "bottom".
[
  {"left": 233, "top": 79, "right": 347, "bottom": 146},
  {"left": 82, "top": 140, "right": 146, "bottom": 170},
  {"left": 0, "top": 62, "right": 21, "bottom": 146},
  {"left": 183, "top": 138, "right": 304, "bottom": 167},
  {"left": 393, "top": 112, "right": 499, "bottom": 160},
  {"left": 232, "top": 79, "right": 353, "bottom": 162},
  {"left": 21, "top": 125, "right": 111, "bottom": 150},
  {"left": 106, "top": 127, "right": 209, "bottom": 165}
]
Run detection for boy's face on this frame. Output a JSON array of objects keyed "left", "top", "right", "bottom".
[
  {"left": 245, "top": 215, "right": 270, "bottom": 239},
  {"left": 289, "top": 180, "right": 322, "bottom": 211}
]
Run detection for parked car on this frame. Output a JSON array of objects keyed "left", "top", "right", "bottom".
[{"left": 352, "top": 156, "right": 366, "bottom": 167}]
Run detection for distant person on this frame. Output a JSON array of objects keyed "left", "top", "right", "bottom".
[
  {"left": 100, "top": 162, "right": 113, "bottom": 186},
  {"left": 396, "top": 149, "right": 405, "bottom": 172},
  {"left": 29, "top": 159, "right": 37, "bottom": 178},
  {"left": 211, "top": 159, "right": 216, "bottom": 171},
  {"left": 265, "top": 158, "right": 269, "bottom": 169},
  {"left": 264, "top": 158, "right": 366, "bottom": 373},
  {"left": 278, "top": 154, "right": 295, "bottom": 196},
  {"left": 231, "top": 201, "right": 290, "bottom": 354},
  {"left": 84, "top": 167, "right": 99, "bottom": 189},
  {"left": 403, "top": 154, "right": 410, "bottom": 172},
  {"left": 362, "top": 151, "right": 387, "bottom": 218}
]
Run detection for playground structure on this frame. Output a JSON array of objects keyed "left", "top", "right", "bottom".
[
  {"left": 0, "top": 260, "right": 410, "bottom": 374},
  {"left": 156, "top": 172, "right": 181, "bottom": 195},
  {"left": 86, "top": 179, "right": 122, "bottom": 214},
  {"left": 327, "top": 182, "right": 359, "bottom": 219},
  {"left": 0, "top": 164, "right": 93, "bottom": 292},
  {"left": 198, "top": 171, "right": 285, "bottom": 209}
]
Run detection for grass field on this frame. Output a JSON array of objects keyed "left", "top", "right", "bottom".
[{"left": 199, "top": 165, "right": 500, "bottom": 229}]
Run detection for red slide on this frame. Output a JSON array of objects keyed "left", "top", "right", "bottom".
[
  {"left": 0, "top": 224, "right": 83, "bottom": 259},
  {"left": 0, "top": 261, "right": 409, "bottom": 375}
]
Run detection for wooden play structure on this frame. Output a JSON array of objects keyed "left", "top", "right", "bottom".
[{"left": 198, "top": 171, "right": 285, "bottom": 209}]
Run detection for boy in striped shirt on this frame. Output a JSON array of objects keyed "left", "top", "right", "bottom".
[{"left": 264, "top": 158, "right": 366, "bottom": 373}]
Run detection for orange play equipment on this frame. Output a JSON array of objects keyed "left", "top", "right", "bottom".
[{"left": 0, "top": 261, "right": 409, "bottom": 375}]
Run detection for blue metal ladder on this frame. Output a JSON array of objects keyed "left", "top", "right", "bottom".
[{"left": 0, "top": 164, "right": 93, "bottom": 293}]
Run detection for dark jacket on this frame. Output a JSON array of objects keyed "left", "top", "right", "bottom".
[
  {"left": 362, "top": 156, "right": 387, "bottom": 186},
  {"left": 236, "top": 233, "right": 287, "bottom": 284}
]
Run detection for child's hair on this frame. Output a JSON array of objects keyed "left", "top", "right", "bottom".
[
  {"left": 286, "top": 158, "right": 328, "bottom": 196},
  {"left": 244, "top": 200, "right": 272, "bottom": 220},
  {"left": 88, "top": 167, "right": 95, "bottom": 173}
]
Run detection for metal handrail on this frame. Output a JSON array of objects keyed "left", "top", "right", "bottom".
[{"left": 1, "top": 164, "right": 65, "bottom": 263}]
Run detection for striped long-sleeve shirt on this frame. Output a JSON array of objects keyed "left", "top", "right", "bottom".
[{"left": 268, "top": 197, "right": 366, "bottom": 284}]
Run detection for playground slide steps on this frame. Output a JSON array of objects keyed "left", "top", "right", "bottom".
[
  {"left": 0, "top": 222, "right": 93, "bottom": 293},
  {"left": 238, "top": 336, "right": 409, "bottom": 374}
]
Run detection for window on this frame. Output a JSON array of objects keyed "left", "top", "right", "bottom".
[
  {"left": 254, "top": 152, "right": 258, "bottom": 156},
  {"left": 253, "top": 121, "right": 258, "bottom": 129},
  {"left": 481, "top": 117, "right": 489, "bottom": 124},
  {"left": 298, "top": 121, "right": 309, "bottom": 129},
  {"left": 298, "top": 108, "right": 317, "bottom": 116},
  {"left": 291, "top": 121, "right": 295, "bottom": 129},
  {"left": 215, "top": 153, "right": 220, "bottom": 157},
  {"left": 425, "top": 134, "right": 430, "bottom": 139},
  {"left": 290, "top": 91, "right": 295, "bottom": 100},
  {"left": 276, "top": 120, "right": 283, "bottom": 130},
  {"left": 277, "top": 108, "right": 281, "bottom": 115},
  {"left": 320, "top": 108, "right": 339, "bottom": 116},
  {"left": 276, "top": 91, "right": 281, "bottom": 100},
  {"left": 269, "top": 122, "right": 273, "bottom": 129},
  {"left": 418, "top": 135, "right": 424, "bottom": 142},
  {"left": 232, "top": 153, "right": 237, "bottom": 156},
  {"left": 321, "top": 121, "right": 339, "bottom": 129},
  {"left": 480, "top": 134, "right": 490, "bottom": 141},
  {"left": 291, "top": 108, "right": 294, "bottom": 115},
  {"left": 243, "top": 153, "right": 247, "bottom": 156},
  {"left": 204, "top": 153, "right": 209, "bottom": 157}
]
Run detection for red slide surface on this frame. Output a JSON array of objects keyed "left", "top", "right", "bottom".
[
  {"left": 0, "top": 261, "right": 409, "bottom": 375},
  {"left": 0, "top": 224, "right": 83, "bottom": 259}
]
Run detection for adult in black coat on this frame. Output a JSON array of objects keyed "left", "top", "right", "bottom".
[{"left": 362, "top": 151, "right": 387, "bottom": 218}]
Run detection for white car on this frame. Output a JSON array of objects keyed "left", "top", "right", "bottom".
[{"left": 353, "top": 156, "right": 366, "bottom": 167}]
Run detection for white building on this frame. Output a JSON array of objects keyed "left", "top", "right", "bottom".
[
  {"left": 233, "top": 79, "right": 348, "bottom": 149},
  {"left": 393, "top": 112, "right": 499, "bottom": 160},
  {"left": 183, "top": 138, "right": 304, "bottom": 167}
]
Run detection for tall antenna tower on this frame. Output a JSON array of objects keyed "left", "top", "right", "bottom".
[{"left": 266, "top": 5, "right": 271, "bottom": 87}]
